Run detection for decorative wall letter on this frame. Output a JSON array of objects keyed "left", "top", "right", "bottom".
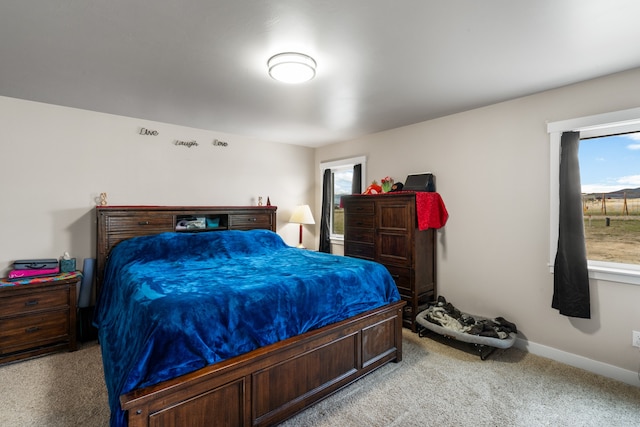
[
  {"left": 212, "top": 139, "right": 229, "bottom": 147},
  {"left": 174, "top": 140, "right": 198, "bottom": 148},
  {"left": 139, "top": 127, "right": 159, "bottom": 136}
]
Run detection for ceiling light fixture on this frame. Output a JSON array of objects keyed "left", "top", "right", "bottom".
[{"left": 268, "top": 52, "right": 316, "bottom": 84}]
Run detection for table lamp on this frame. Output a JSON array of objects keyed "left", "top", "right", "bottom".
[{"left": 289, "top": 204, "right": 315, "bottom": 249}]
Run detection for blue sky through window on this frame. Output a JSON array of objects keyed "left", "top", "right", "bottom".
[
  {"left": 579, "top": 132, "right": 640, "bottom": 194},
  {"left": 334, "top": 169, "right": 353, "bottom": 205}
]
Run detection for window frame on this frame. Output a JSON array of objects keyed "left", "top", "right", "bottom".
[
  {"left": 320, "top": 156, "right": 367, "bottom": 242},
  {"left": 548, "top": 107, "right": 640, "bottom": 286}
]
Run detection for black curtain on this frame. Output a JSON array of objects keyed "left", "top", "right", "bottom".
[
  {"left": 319, "top": 168, "right": 332, "bottom": 253},
  {"left": 552, "top": 131, "right": 591, "bottom": 318},
  {"left": 352, "top": 164, "right": 362, "bottom": 194}
]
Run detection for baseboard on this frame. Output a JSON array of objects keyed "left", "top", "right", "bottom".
[{"left": 515, "top": 338, "right": 640, "bottom": 387}]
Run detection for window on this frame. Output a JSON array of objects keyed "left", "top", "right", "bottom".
[
  {"left": 320, "top": 156, "right": 366, "bottom": 240},
  {"left": 330, "top": 166, "right": 352, "bottom": 236},
  {"left": 548, "top": 107, "right": 640, "bottom": 285},
  {"left": 580, "top": 132, "right": 640, "bottom": 266}
]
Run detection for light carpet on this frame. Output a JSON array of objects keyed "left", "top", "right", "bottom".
[{"left": 1, "top": 330, "right": 639, "bottom": 426}]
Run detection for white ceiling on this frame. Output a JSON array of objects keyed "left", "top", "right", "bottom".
[{"left": 2, "top": 1, "right": 640, "bottom": 147}]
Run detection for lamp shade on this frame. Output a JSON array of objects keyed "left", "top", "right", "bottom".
[{"left": 289, "top": 205, "right": 315, "bottom": 225}]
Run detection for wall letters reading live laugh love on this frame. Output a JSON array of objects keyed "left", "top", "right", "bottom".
[{"left": 139, "top": 127, "right": 229, "bottom": 149}]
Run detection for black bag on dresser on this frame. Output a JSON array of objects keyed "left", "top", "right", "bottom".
[
  {"left": 13, "top": 259, "right": 59, "bottom": 270},
  {"left": 404, "top": 173, "right": 436, "bottom": 192}
]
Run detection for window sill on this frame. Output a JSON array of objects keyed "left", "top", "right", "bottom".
[
  {"left": 550, "top": 261, "right": 640, "bottom": 286},
  {"left": 587, "top": 261, "right": 640, "bottom": 286},
  {"left": 330, "top": 236, "right": 344, "bottom": 245}
]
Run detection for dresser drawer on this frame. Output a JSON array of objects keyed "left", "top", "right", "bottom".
[
  {"left": 345, "top": 214, "right": 374, "bottom": 229},
  {"left": 229, "top": 213, "right": 272, "bottom": 229},
  {"left": 0, "top": 288, "right": 68, "bottom": 317},
  {"left": 345, "top": 242, "right": 375, "bottom": 260},
  {"left": 0, "top": 310, "right": 69, "bottom": 354},
  {"left": 344, "top": 200, "right": 374, "bottom": 214},
  {"left": 345, "top": 228, "right": 374, "bottom": 244},
  {"left": 383, "top": 265, "right": 412, "bottom": 295}
]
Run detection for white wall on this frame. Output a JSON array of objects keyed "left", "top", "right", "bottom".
[
  {"left": 315, "top": 68, "right": 640, "bottom": 385},
  {"left": 0, "top": 96, "right": 316, "bottom": 276}
]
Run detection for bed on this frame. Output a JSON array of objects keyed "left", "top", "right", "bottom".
[{"left": 94, "top": 207, "right": 404, "bottom": 427}]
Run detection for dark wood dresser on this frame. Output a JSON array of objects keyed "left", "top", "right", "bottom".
[
  {"left": 342, "top": 194, "right": 436, "bottom": 330},
  {"left": 96, "top": 205, "right": 277, "bottom": 297},
  {"left": 0, "top": 276, "right": 78, "bottom": 364}
]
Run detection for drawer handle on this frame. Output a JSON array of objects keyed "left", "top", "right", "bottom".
[
  {"left": 25, "top": 300, "right": 39, "bottom": 307},
  {"left": 391, "top": 274, "right": 400, "bottom": 279},
  {"left": 138, "top": 221, "right": 150, "bottom": 225},
  {"left": 25, "top": 326, "right": 41, "bottom": 333},
  {"left": 248, "top": 217, "right": 257, "bottom": 222}
]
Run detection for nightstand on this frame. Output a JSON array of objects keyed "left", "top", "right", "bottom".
[{"left": 0, "top": 273, "right": 79, "bottom": 365}]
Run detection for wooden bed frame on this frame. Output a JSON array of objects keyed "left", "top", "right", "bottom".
[{"left": 96, "top": 206, "right": 405, "bottom": 427}]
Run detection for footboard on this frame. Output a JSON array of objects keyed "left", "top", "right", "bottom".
[{"left": 120, "top": 300, "right": 404, "bottom": 427}]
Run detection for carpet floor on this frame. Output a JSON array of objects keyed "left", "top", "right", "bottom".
[{"left": 1, "top": 329, "right": 639, "bottom": 426}]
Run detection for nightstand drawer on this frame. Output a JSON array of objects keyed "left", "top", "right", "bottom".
[
  {"left": 0, "top": 276, "right": 78, "bottom": 364},
  {"left": 0, "top": 310, "right": 69, "bottom": 354},
  {"left": 0, "top": 289, "right": 68, "bottom": 317}
]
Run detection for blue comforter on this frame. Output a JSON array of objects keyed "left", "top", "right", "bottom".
[{"left": 94, "top": 229, "right": 400, "bottom": 427}]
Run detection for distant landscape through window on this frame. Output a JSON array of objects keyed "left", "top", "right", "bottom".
[{"left": 580, "top": 132, "right": 640, "bottom": 265}]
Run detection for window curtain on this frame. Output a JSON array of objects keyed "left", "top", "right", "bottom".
[
  {"left": 352, "top": 163, "right": 362, "bottom": 194},
  {"left": 552, "top": 131, "right": 591, "bottom": 318},
  {"left": 319, "top": 168, "right": 332, "bottom": 253}
]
